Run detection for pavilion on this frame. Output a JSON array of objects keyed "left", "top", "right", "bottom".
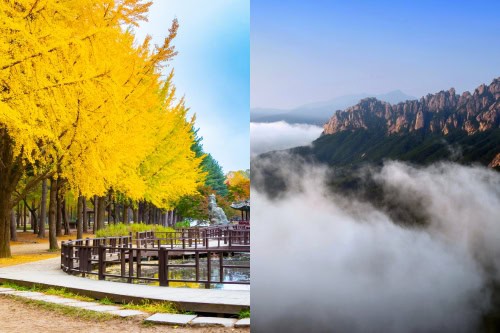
[{"left": 230, "top": 200, "right": 250, "bottom": 224}]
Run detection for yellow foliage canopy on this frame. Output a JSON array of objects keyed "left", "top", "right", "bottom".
[
  {"left": 0, "top": 0, "right": 204, "bottom": 208},
  {"left": 226, "top": 170, "right": 250, "bottom": 202}
]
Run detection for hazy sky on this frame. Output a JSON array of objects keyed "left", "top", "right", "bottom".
[
  {"left": 134, "top": 0, "right": 249, "bottom": 172},
  {"left": 251, "top": 0, "right": 500, "bottom": 109}
]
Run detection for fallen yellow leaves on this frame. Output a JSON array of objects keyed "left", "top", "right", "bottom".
[
  {"left": 1, "top": 232, "right": 96, "bottom": 267},
  {"left": 11, "top": 232, "right": 94, "bottom": 245},
  {"left": 0, "top": 253, "right": 59, "bottom": 268}
]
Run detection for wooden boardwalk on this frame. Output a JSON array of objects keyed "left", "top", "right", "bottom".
[
  {"left": 61, "top": 228, "right": 250, "bottom": 288},
  {"left": 0, "top": 257, "right": 249, "bottom": 314}
]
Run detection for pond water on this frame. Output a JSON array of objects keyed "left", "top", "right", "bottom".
[{"left": 87, "top": 253, "right": 250, "bottom": 291}]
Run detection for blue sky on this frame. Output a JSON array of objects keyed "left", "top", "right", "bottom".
[
  {"left": 251, "top": 0, "right": 500, "bottom": 109},
  {"left": 134, "top": 0, "right": 249, "bottom": 173}
]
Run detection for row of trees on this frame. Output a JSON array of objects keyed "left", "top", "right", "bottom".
[
  {"left": 10, "top": 145, "right": 250, "bottom": 241},
  {"left": 10, "top": 190, "right": 186, "bottom": 241},
  {"left": 0, "top": 1, "right": 207, "bottom": 258}
]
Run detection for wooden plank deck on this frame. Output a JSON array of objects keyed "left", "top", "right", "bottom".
[{"left": 0, "top": 258, "right": 250, "bottom": 314}]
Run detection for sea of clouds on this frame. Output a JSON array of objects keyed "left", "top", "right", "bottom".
[
  {"left": 251, "top": 154, "right": 500, "bottom": 332},
  {"left": 250, "top": 121, "right": 323, "bottom": 156}
]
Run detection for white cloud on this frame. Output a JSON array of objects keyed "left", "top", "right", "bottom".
[
  {"left": 250, "top": 121, "right": 323, "bottom": 156},
  {"left": 252, "top": 156, "right": 500, "bottom": 332}
]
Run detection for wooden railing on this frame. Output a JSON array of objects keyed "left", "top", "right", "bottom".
[
  {"left": 135, "top": 227, "right": 250, "bottom": 249},
  {"left": 61, "top": 226, "right": 250, "bottom": 288}
]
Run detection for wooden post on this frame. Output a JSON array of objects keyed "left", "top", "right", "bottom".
[
  {"left": 206, "top": 251, "right": 211, "bottom": 289},
  {"left": 67, "top": 241, "right": 73, "bottom": 272},
  {"left": 82, "top": 246, "right": 89, "bottom": 276},
  {"left": 137, "top": 248, "right": 141, "bottom": 279},
  {"left": 219, "top": 252, "right": 224, "bottom": 283},
  {"left": 120, "top": 247, "right": 126, "bottom": 278},
  {"left": 128, "top": 248, "right": 133, "bottom": 283},
  {"left": 61, "top": 241, "right": 66, "bottom": 271},
  {"left": 195, "top": 252, "right": 200, "bottom": 282},
  {"left": 98, "top": 244, "right": 105, "bottom": 280},
  {"left": 159, "top": 247, "right": 168, "bottom": 286}
]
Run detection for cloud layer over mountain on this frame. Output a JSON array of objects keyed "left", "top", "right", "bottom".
[{"left": 252, "top": 156, "right": 500, "bottom": 332}]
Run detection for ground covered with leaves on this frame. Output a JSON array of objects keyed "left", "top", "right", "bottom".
[{"left": 0, "top": 232, "right": 93, "bottom": 268}]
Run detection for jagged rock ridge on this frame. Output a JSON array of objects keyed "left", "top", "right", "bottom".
[{"left": 323, "top": 78, "right": 500, "bottom": 136}]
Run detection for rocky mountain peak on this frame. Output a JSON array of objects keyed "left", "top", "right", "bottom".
[{"left": 323, "top": 78, "right": 500, "bottom": 136}]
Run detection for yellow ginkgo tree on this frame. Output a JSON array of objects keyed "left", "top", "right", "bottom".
[{"left": 0, "top": 0, "right": 203, "bottom": 257}]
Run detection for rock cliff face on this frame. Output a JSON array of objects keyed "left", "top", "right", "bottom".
[
  {"left": 489, "top": 153, "right": 500, "bottom": 168},
  {"left": 323, "top": 78, "right": 500, "bottom": 136}
]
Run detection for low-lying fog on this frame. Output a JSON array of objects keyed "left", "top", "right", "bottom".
[
  {"left": 250, "top": 121, "right": 323, "bottom": 156},
  {"left": 252, "top": 154, "right": 500, "bottom": 332}
]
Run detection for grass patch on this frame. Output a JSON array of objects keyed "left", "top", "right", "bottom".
[
  {"left": 99, "top": 297, "right": 115, "bottom": 305},
  {"left": 44, "top": 288, "right": 94, "bottom": 302},
  {"left": 122, "top": 299, "right": 179, "bottom": 314},
  {"left": 239, "top": 308, "right": 250, "bottom": 319},
  {"left": 174, "top": 221, "right": 191, "bottom": 229},
  {"left": 1, "top": 282, "right": 93, "bottom": 302},
  {"left": 1, "top": 282, "right": 181, "bottom": 315},
  {"left": 141, "top": 321, "right": 156, "bottom": 328},
  {"left": 95, "top": 223, "right": 174, "bottom": 238},
  {"left": 1, "top": 281, "right": 34, "bottom": 291},
  {"left": 0, "top": 283, "right": 112, "bottom": 321}
]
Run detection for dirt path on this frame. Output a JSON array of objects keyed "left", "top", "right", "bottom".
[
  {"left": 0, "top": 296, "right": 248, "bottom": 333},
  {"left": 10, "top": 242, "right": 56, "bottom": 255},
  {"left": 0, "top": 232, "right": 93, "bottom": 268},
  {"left": 10, "top": 231, "right": 93, "bottom": 253}
]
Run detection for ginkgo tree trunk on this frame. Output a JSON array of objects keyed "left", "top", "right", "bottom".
[
  {"left": 38, "top": 179, "right": 47, "bottom": 238},
  {"left": 0, "top": 127, "right": 23, "bottom": 257},
  {"left": 48, "top": 178, "right": 58, "bottom": 251}
]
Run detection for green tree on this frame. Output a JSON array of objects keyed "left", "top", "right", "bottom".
[
  {"left": 191, "top": 128, "right": 228, "bottom": 196},
  {"left": 202, "top": 154, "right": 228, "bottom": 197}
]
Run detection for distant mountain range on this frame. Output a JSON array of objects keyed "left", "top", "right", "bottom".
[
  {"left": 255, "top": 78, "right": 500, "bottom": 171},
  {"left": 253, "top": 78, "right": 500, "bottom": 223},
  {"left": 296, "top": 77, "right": 500, "bottom": 169},
  {"left": 251, "top": 90, "right": 417, "bottom": 125}
]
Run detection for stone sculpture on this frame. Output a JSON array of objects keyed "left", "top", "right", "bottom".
[{"left": 208, "top": 194, "right": 229, "bottom": 225}]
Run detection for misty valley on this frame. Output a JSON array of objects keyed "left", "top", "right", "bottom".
[
  {"left": 253, "top": 155, "right": 500, "bottom": 332},
  {"left": 251, "top": 78, "right": 500, "bottom": 332}
]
